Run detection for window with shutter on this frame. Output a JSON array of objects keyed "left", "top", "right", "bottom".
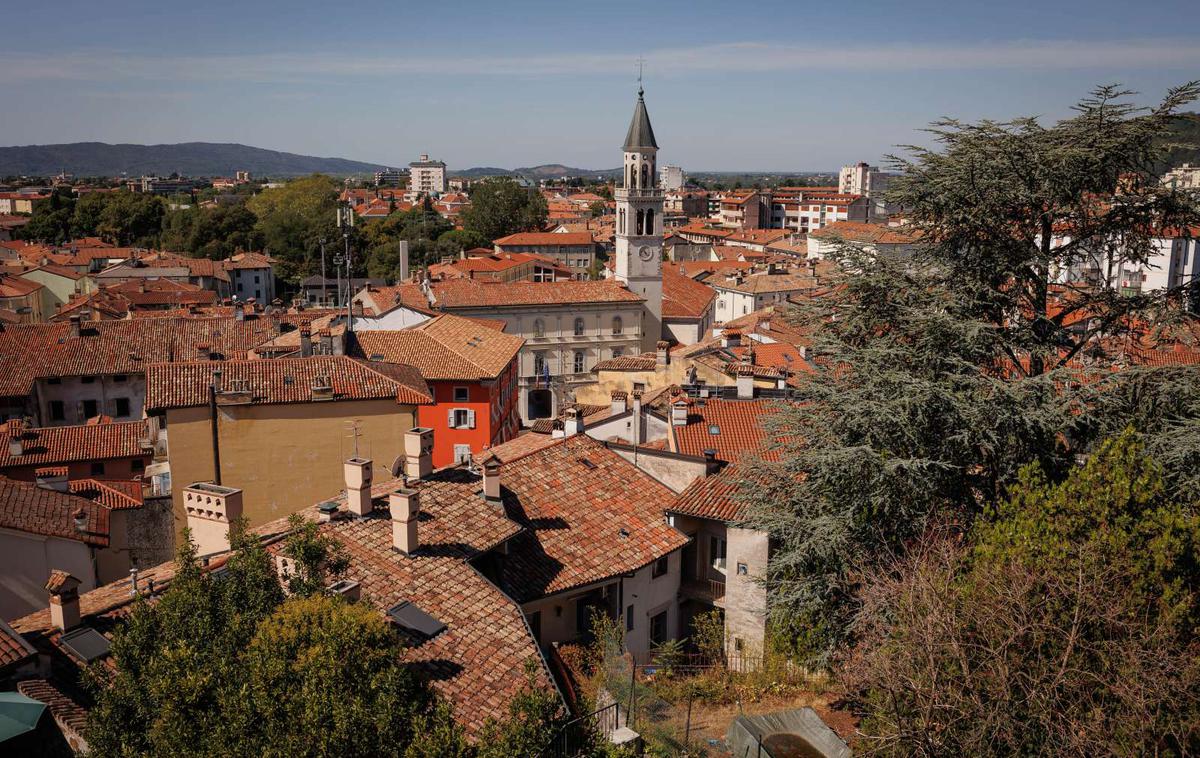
[
  {"left": 447, "top": 408, "right": 457, "bottom": 428},
  {"left": 466, "top": 409, "right": 476, "bottom": 429}
]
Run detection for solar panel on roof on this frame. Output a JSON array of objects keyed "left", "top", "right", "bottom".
[
  {"left": 59, "top": 626, "right": 111, "bottom": 662},
  {"left": 386, "top": 601, "right": 446, "bottom": 640}
]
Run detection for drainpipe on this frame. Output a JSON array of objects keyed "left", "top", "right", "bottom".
[{"left": 209, "top": 384, "right": 222, "bottom": 485}]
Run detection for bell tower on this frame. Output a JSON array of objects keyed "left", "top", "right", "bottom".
[{"left": 613, "top": 83, "right": 664, "bottom": 352}]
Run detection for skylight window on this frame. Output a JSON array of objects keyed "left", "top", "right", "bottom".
[{"left": 708, "top": 424, "right": 721, "bottom": 435}]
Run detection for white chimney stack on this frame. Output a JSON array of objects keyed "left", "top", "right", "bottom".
[
  {"left": 656, "top": 340, "right": 670, "bottom": 366},
  {"left": 563, "top": 407, "right": 584, "bottom": 437},
  {"left": 389, "top": 488, "right": 420, "bottom": 555},
  {"left": 46, "top": 570, "right": 81, "bottom": 632},
  {"left": 736, "top": 365, "right": 755, "bottom": 399},
  {"left": 671, "top": 397, "right": 689, "bottom": 426},
  {"left": 183, "top": 483, "right": 244, "bottom": 556},
  {"left": 344, "top": 457, "right": 373, "bottom": 517},
  {"left": 610, "top": 390, "right": 628, "bottom": 417},
  {"left": 631, "top": 390, "right": 643, "bottom": 444},
  {"left": 404, "top": 428, "right": 433, "bottom": 480},
  {"left": 7, "top": 419, "right": 25, "bottom": 457}
]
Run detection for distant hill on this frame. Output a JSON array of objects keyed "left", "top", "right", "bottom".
[
  {"left": 0, "top": 142, "right": 387, "bottom": 178},
  {"left": 453, "top": 164, "right": 620, "bottom": 179},
  {"left": 1158, "top": 112, "right": 1200, "bottom": 172}
]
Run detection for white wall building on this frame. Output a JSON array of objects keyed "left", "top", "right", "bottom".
[
  {"left": 659, "top": 164, "right": 686, "bottom": 191},
  {"left": 408, "top": 154, "right": 447, "bottom": 194}
]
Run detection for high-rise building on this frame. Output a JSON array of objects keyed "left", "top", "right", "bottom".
[
  {"left": 408, "top": 154, "right": 446, "bottom": 194},
  {"left": 838, "top": 162, "right": 895, "bottom": 220},
  {"left": 659, "top": 164, "right": 686, "bottom": 190},
  {"left": 613, "top": 86, "right": 664, "bottom": 353},
  {"left": 374, "top": 168, "right": 406, "bottom": 187}
]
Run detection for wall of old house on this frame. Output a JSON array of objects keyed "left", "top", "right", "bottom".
[
  {"left": 724, "top": 526, "right": 769, "bottom": 659},
  {"left": 607, "top": 444, "right": 706, "bottom": 493},
  {"left": 34, "top": 374, "right": 146, "bottom": 427},
  {"left": 0, "top": 528, "right": 96, "bottom": 621},
  {"left": 164, "top": 399, "right": 417, "bottom": 531}
]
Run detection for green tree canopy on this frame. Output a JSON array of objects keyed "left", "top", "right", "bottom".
[
  {"left": 887, "top": 82, "right": 1200, "bottom": 376},
  {"left": 246, "top": 174, "right": 343, "bottom": 282},
  {"left": 460, "top": 178, "right": 548, "bottom": 242}
]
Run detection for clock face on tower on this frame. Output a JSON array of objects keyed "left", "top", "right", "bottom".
[{"left": 638, "top": 246, "right": 655, "bottom": 262}]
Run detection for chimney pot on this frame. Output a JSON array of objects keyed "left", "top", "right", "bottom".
[
  {"left": 656, "top": 340, "right": 670, "bottom": 366},
  {"left": 482, "top": 457, "right": 502, "bottom": 504},
  {"left": 403, "top": 428, "right": 433, "bottom": 480},
  {"left": 610, "top": 390, "right": 628, "bottom": 416},
  {"left": 344, "top": 457, "right": 373, "bottom": 517},
  {"left": 389, "top": 488, "right": 420, "bottom": 555},
  {"left": 6, "top": 420, "right": 24, "bottom": 457},
  {"left": 46, "top": 571, "right": 82, "bottom": 632},
  {"left": 563, "top": 407, "right": 584, "bottom": 437},
  {"left": 182, "top": 482, "right": 244, "bottom": 555},
  {"left": 68, "top": 314, "right": 81, "bottom": 338},
  {"left": 299, "top": 328, "right": 313, "bottom": 357}
]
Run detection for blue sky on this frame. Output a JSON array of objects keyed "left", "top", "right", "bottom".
[{"left": 2, "top": 0, "right": 1198, "bottom": 171}]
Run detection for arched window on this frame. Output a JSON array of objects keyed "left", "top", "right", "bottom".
[
  {"left": 636, "top": 209, "right": 644, "bottom": 236},
  {"left": 573, "top": 317, "right": 585, "bottom": 336},
  {"left": 640, "top": 163, "right": 648, "bottom": 189},
  {"left": 573, "top": 350, "right": 585, "bottom": 374},
  {"left": 612, "top": 316, "right": 623, "bottom": 335},
  {"left": 645, "top": 209, "right": 655, "bottom": 235},
  {"left": 533, "top": 319, "right": 544, "bottom": 338}
]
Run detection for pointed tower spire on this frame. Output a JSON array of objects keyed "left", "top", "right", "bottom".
[{"left": 623, "top": 87, "right": 658, "bottom": 151}]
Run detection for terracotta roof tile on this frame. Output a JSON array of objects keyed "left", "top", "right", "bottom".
[
  {"left": 431, "top": 279, "right": 642, "bottom": 308},
  {"left": 353, "top": 314, "right": 524, "bottom": 380},
  {"left": 662, "top": 269, "right": 716, "bottom": 319},
  {"left": 145, "top": 355, "right": 432, "bottom": 410},
  {"left": 669, "top": 463, "right": 747, "bottom": 522},
  {"left": 0, "top": 617, "right": 36, "bottom": 671},
  {"left": 0, "top": 477, "right": 110, "bottom": 546},
  {"left": 0, "top": 420, "right": 149, "bottom": 469}
]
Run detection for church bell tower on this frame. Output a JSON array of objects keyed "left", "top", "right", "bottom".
[{"left": 613, "top": 84, "right": 664, "bottom": 352}]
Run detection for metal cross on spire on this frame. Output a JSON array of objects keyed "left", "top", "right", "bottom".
[{"left": 636, "top": 56, "right": 646, "bottom": 95}]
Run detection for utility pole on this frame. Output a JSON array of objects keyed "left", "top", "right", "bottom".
[
  {"left": 337, "top": 202, "right": 355, "bottom": 331},
  {"left": 319, "top": 237, "right": 327, "bottom": 306}
]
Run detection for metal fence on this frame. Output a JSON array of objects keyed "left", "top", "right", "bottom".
[{"left": 536, "top": 701, "right": 622, "bottom": 758}]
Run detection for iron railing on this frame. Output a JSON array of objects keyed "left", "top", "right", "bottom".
[{"left": 536, "top": 701, "right": 621, "bottom": 758}]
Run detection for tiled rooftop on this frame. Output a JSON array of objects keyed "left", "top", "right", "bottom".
[
  {"left": 0, "top": 419, "right": 149, "bottom": 469},
  {"left": 477, "top": 435, "right": 688, "bottom": 602},
  {"left": 145, "top": 355, "right": 432, "bottom": 410},
  {"left": 0, "top": 477, "right": 110, "bottom": 546},
  {"left": 353, "top": 314, "right": 524, "bottom": 381},
  {"left": 430, "top": 279, "right": 643, "bottom": 308}
]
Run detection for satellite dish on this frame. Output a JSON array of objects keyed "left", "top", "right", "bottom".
[{"left": 389, "top": 457, "right": 404, "bottom": 478}]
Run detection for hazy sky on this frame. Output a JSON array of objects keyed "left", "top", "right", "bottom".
[{"left": 2, "top": 0, "right": 1198, "bottom": 171}]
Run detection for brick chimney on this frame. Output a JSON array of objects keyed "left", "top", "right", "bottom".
[
  {"left": 46, "top": 570, "right": 81, "bottom": 632},
  {"left": 6, "top": 419, "right": 24, "bottom": 457},
  {"left": 656, "top": 340, "right": 671, "bottom": 366},
  {"left": 703, "top": 448, "right": 719, "bottom": 476},
  {"left": 299, "top": 327, "right": 313, "bottom": 357},
  {"left": 344, "top": 457, "right": 373, "bottom": 517},
  {"left": 311, "top": 375, "right": 333, "bottom": 401},
  {"left": 403, "top": 428, "right": 433, "bottom": 480},
  {"left": 35, "top": 466, "right": 69, "bottom": 492},
  {"left": 631, "top": 390, "right": 643, "bottom": 444},
  {"left": 389, "top": 488, "right": 420, "bottom": 555},
  {"left": 482, "top": 455, "right": 501, "bottom": 504},
  {"left": 610, "top": 390, "right": 628, "bottom": 416},
  {"left": 68, "top": 314, "right": 81, "bottom": 338},
  {"left": 183, "top": 483, "right": 244, "bottom": 556}
]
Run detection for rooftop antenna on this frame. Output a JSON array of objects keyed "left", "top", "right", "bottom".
[{"left": 346, "top": 419, "right": 363, "bottom": 459}]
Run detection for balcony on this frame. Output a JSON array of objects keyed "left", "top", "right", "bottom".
[{"left": 681, "top": 578, "right": 726, "bottom": 608}]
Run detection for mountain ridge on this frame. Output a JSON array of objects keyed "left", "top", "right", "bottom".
[{"left": 0, "top": 142, "right": 387, "bottom": 178}]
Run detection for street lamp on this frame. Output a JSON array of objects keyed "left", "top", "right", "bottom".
[
  {"left": 336, "top": 202, "right": 355, "bottom": 330},
  {"left": 318, "top": 237, "right": 327, "bottom": 306}
]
